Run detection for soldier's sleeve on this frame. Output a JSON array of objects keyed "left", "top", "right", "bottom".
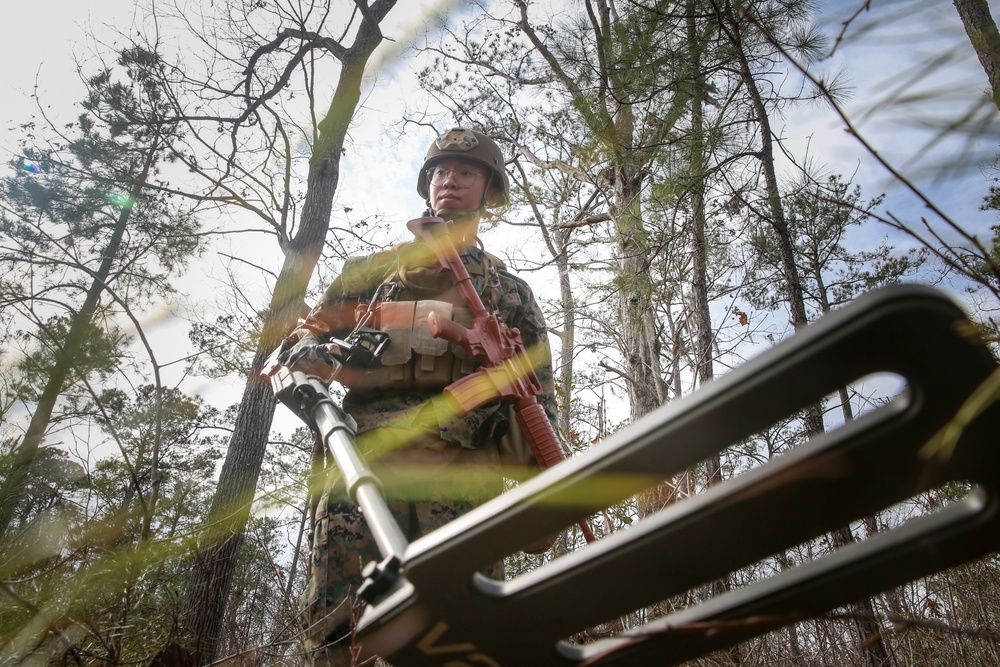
[
  {"left": 281, "top": 253, "right": 389, "bottom": 348},
  {"left": 505, "top": 272, "right": 559, "bottom": 431}
]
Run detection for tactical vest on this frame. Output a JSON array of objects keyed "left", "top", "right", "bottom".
[{"left": 336, "top": 244, "right": 506, "bottom": 391}]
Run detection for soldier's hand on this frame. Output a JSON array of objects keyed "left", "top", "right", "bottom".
[{"left": 280, "top": 335, "right": 341, "bottom": 381}]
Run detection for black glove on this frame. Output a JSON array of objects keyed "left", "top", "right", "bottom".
[{"left": 279, "top": 334, "right": 341, "bottom": 381}]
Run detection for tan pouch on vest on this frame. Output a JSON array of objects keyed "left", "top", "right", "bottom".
[
  {"left": 379, "top": 301, "right": 416, "bottom": 387},
  {"left": 335, "top": 298, "right": 483, "bottom": 390},
  {"left": 412, "top": 300, "right": 454, "bottom": 386},
  {"left": 340, "top": 301, "right": 415, "bottom": 389}
]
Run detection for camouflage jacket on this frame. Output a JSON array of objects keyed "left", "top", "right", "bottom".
[{"left": 287, "top": 238, "right": 558, "bottom": 450}]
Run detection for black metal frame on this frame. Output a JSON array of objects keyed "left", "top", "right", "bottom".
[{"left": 272, "top": 285, "right": 1000, "bottom": 666}]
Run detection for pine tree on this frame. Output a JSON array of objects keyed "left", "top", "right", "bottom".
[{"left": 0, "top": 46, "right": 199, "bottom": 540}]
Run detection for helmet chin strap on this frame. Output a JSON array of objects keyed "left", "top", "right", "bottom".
[
  {"left": 421, "top": 204, "right": 483, "bottom": 250},
  {"left": 425, "top": 200, "right": 487, "bottom": 224},
  {"left": 426, "top": 196, "right": 490, "bottom": 217}
]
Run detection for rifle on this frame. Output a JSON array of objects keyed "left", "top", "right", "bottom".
[{"left": 406, "top": 216, "right": 596, "bottom": 543}]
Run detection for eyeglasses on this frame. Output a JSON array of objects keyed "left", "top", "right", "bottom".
[{"left": 426, "top": 167, "right": 484, "bottom": 188}]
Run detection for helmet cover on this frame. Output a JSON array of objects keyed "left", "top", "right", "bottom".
[{"left": 416, "top": 128, "right": 510, "bottom": 207}]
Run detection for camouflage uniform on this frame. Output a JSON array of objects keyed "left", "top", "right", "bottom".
[{"left": 288, "top": 235, "right": 557, "bottom": 667}]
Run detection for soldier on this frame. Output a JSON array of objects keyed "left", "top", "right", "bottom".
[{"left": 281, "top": 128, "right": 558, "bottom": 666}]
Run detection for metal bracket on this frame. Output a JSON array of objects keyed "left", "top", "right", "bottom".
[
  {"left": 348, "top": 285, "right": 1000, "bottom": 666},
  {"left": 264, "top": 352, "right": 407, "bottom": 601}
]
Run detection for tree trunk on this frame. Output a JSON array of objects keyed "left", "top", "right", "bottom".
[
  {"left": 727, "top": 1, "right": 823, "bottom": 431},
  {"left": 687, "top": 12, "right": 740, "bottom": 658},
  {"left": 954, "top": 0, "right": 1000, "bottom": 109},
  {"left": 181, "top": 6, "right": 396, "bottom": 661},
  {"left": 520, "top": 184, "right": 577, "bottom": 442},
  {"left": 514, "top": 0, "right": 669, "bottom": 424},
  {"left": 725, "top": 3, "right": 889, "bottom": 662},
  {"left": 556, "top": 224, "right": 576, "bottom": 440},
  {"left": 0, "top": 154, "right": 153, "bottom": 539},
  {"left": 183, "top": 378, "right": 275, "bottom": 664},
  {"left": 614, "top": 154, "right": 668, "bottom": 422}
]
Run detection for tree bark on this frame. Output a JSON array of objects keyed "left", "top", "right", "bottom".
[
  {"left": 556, "top": 224, "right": 576, "bottom": 440},
  {"left": 687, "top": 11, "right": 718, "bottom": 484},
  {"left": 954, "top": 0, "right": 1000, "bottom": 109},
  {"left": 725, "top": 0, "right": 824, "bottom": 430},
  {"left": 614, "top": 158, "right": 669, "bottom": 422}
]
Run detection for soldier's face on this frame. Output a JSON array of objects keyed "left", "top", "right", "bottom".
[{"left": 428, "top": 158, "right": 496, "bottom": 218}]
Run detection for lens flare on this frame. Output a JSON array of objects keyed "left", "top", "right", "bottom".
[{"left": 107, "top": 192, "right": 132, "bottom": 207}]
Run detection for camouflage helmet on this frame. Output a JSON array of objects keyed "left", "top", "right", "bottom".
[{"left": 416, "top": 128, "right": 510, "bottom": 207}]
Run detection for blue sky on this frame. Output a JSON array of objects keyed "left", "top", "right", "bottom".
[
  {"left": 791, "top": 0, "right": 998, "bottom": 247},
  {"left": 3, "top": 0, "right": 994, "bottom": 233}
]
